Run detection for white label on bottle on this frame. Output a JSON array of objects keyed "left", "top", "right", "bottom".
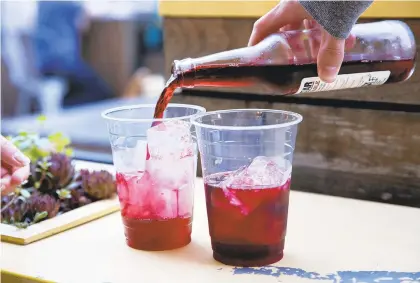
[{"left": 295, "top": 71, "right": 391, "bottom": 94}]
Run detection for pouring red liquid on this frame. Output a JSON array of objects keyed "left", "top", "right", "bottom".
[{"left": 124, "top": 20, "right": 416, "bottom": 253}]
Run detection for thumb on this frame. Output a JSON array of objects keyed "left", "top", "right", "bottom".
[
  {"left": 0, "top": 136, "right": 30, "bottom": 167},
  {"left": 317, "top": 31, "right": 345, "bottom": 83}
]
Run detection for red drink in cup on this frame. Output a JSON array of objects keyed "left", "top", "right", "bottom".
[
  {"left": 204, "top": 157, "right": 292, "bottom": 266},
  {"left": 102, "top": 104, "right": 205, "bottom": 251},
  {"left": 191, "top": 109, "right": 302, "bottom": 266},
  {"left": 205, "top": 173, "right": 291, "bottom": 266},
  {"left": 116, "top": 170, "right": 194, "bottom": 250}
]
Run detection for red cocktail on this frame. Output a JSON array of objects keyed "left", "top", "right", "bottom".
[
  {"left": 191, "top": 109, "right": 302, "bottom": 266},
  {"left": 204, "top": 171, "right": 291, "bottom": 266},
  {"left": 116, "top": 170, "right": 194, "bottom": 251},
  {"left": 102, "top": 105, "right": 204, "bottom": 251}
]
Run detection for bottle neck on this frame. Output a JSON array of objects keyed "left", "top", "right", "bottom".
[{"left": 171, "top": 58, "right": 196, "bottom": 88}]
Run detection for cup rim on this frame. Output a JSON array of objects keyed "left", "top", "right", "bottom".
[
  {"left": 101, "top": 103, "right": 206, "bottom": 123},
  {"left": 190, "top": 108, "right": 303, "bottom": 131}
]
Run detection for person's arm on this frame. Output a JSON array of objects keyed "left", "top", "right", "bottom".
[{"left": 298, "top": 0, "right": 373, "bottom": 39}]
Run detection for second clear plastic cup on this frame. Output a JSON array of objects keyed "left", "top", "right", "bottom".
[
  {"left": 191, "top": 109, "right": 302, "bottom": 267},
  {"left": 102, "top": 104, "right": 206, "bottom": 251}
]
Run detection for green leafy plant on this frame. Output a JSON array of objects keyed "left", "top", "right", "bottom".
[
  {"left": 7, "top": 116, "right": 73, "bottom": 163},
  {"left": 56, "top": 189, "right": 71, "bottom": 200},
  {"left": 1, "top": 115, "right": 116, "bottom": 229}
]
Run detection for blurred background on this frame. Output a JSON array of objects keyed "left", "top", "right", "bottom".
[
  {"left": 1, "top": 1, "right": 164, "bottom": 114},
  {"left": 1, "top": 0, "right": 165, "bottom": 161}
]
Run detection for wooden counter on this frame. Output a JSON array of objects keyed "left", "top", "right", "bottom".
[
  {"left": 1, "top": 161, "right": 420, "bottom": 283},
  {"left": 159, "top": 1, "right": 420, "bottom": 207}
]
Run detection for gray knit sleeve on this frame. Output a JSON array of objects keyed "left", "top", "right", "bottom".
[{"left": 298, "top": 0, "right": 374, "bottom": 39}]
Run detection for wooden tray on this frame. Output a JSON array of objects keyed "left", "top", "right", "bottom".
[{"left": 1, "top": 160, "right": 120, "bottom": 245}]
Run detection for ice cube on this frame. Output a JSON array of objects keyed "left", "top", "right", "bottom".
[
  {"left": 118, "top": 172, "right": 150, "bottom": 218},
  {"left": 123, "top": 172, "right": 155, "bottom": 218},
  {"left": 246, "top": 156, "right": 288, "bottom": 186},
  {"left": 146, "top": 120, "right": 196, "bottom": 190},
  {"left": 112, "top": 139, "right": 147, "bottom": 173},
  {"left": 155, "top": 189, "right": 176, "bottom": 219},
  {"left": 223, "top": 156, "right": 291, "bottom": 188},
  {"left": 211, "top": 186, "right": 250, "bottom": 217},
  {"left": 116, "top": 173, "right": 130, "bottom": 203},
  {"left": 146, "top": 120, "right": 194, "bottom": 160},
  {"left": 118, "top": 170, "right": 193, "bottom": 220},
  {"left": 145, "top": 155, "right": 195, "bottom": 218},
  {"left": 213, "top": 156, "right": 292, "bottom": 216},
  {"left": 177, "top": 182, "right": 194, "bottom": 217},
  {"left": 146, "top": 155, "right": 195, "bottom": 190}
]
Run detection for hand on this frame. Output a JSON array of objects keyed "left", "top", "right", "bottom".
[
  {"left": 1, "top": 135, "right": 31, "bottom": 196},
  {"left": 248, "top": 0, "right": 347, "bottom": 83}
]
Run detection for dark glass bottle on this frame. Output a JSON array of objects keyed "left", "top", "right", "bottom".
[{"left": 171, "top": 20, "right": 416, "bottom": 95}]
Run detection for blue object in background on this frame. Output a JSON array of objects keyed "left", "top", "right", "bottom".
[
  {"left": 144, "top": 22, "right": 162, "bottom": 51},
  {"left": 34, "top": 1, "right": 82, "bottom": 73},
  {"left": 33, "top": 1, "right": 114, "bottom": 106},
  {"left": 142, "top": 1, "right": 162, "bottom": 51}
]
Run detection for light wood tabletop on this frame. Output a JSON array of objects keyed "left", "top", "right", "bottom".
[{"left": 1, "top": 163, "right": 420, "bottom": 283}]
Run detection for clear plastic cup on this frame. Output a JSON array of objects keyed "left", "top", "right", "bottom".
[
  {"left": 191, "top": 109, "right": 303, "bottom": 266},
  {"left": 102, "top": 104, "right": 206, "bottom": 251}
]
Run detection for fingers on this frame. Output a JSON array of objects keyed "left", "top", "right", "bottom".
[
  {"left": 1, "top": 165, "right": 30, "bottom": 196},
  {"left": 248, "top": 0, "right": 349, "bottom": 83},
  {"left": 248, "top": 0, "right": 306, "bottom": 46},
  {"left": 10, "top": 165, "right": 30, "bottom": 187},
  {"left": 0, "top": 135, "right": 30, "bottom": 167},
  {"left": 304, "top": 19, "right": 321, "bottom": 59},
  {"left": 280, "top": 21, "right": 305, "bottom": 32},
  {"left": 249, "top": 5, "right": 285, "bottom": 46},
  {"left": 0, "top": 134, "right": 31, "bottom": 196},
  {"left": 317, "top": 30, "right": 346, "bottom": 83},
  {"left": 1, "top": 175, "right": 13, "bottom": 196},
  {"left": 1, "top": 167, "right": 9, "bottom": 178}
]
